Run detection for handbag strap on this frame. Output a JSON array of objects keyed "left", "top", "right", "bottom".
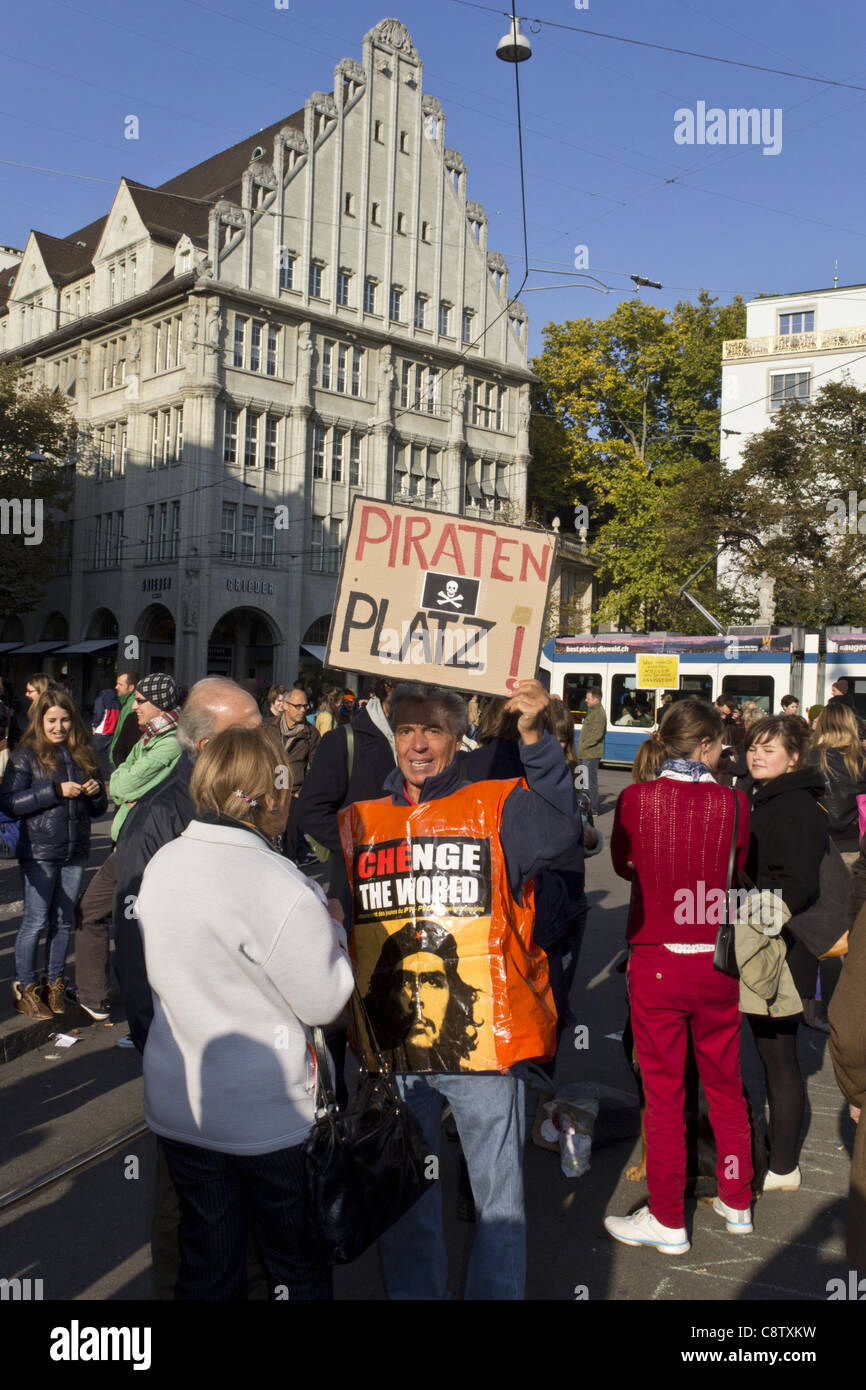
[
  {"left": 310, "top": 981, "right": 396, "bottom": 1114},
  {"left": 725, "top": 787, "right": 740, "bottom": 920}
]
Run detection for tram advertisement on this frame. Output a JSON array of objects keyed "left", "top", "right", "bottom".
[{"left": 325, "top": 497, "right": 557, "bottom": 694}]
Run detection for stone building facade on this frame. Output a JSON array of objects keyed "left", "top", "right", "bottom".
[{"left": 0, "top": 18, "right": 546, "bottom": 702}]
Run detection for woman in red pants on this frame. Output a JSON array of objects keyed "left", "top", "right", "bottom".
[{"left": 605, "top": 699, "right": 752, "bottom": 1253}]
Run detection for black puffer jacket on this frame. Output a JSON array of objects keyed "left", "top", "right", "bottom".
[
  {"left": 808, "top": 747, "right": 866, "bottom": 852},
  {"left": 0, "top": 744, "right": 107, "bottom": 862}
]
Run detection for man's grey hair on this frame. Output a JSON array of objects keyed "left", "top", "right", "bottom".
[
  {"left": 387, "top": 683, "right": 469, "bottom": 739},
  {"left": 176, "top": 676, "right": 258, "bottom": 759}
]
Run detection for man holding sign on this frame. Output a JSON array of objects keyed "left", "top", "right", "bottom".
[{"left": 339, "top": 677, "right": 582, "bottom": 1300}]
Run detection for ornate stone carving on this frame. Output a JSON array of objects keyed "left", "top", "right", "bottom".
[
  {"left": 182, "top": 567, "right": 200, "bottom": 631},
  {"left": 369, "top": 19, "right": 419, "bottom": 62},
  {"left": 250, "top": 163, "right": 277, "bottom": 190},
  {"left": 206, "top": 304, "right": 221, "bottom": 351},
  {"left": 296, "top": 322, "right": 314, "bottom": 398},
  {"left": 277, "top": 127, "right": 308, "bottom": 156},
  {"left": 378, "top": 352, "right": 395, "bottom": 412},
  {"left": 444, "top": 149, "right": 465, "bottom": 173},
  {"left": 422, "top": 94, "right": 443, "bottom": 119},
  {"left": 509, "top": 303, "right": 528, "bottom": 324},
  {"left": 213, "top": 201, "right": 245, "bottom": 229},
  {"left": 487, "top": 251, "right": 508, "bottom": 275},
  {"left": 337, "top": 58, "right": 367, "bottom": 85},
  {"left": 466, "top": 201, "right": 487, "bottom": 224},
  {"left": 185, "top": 305, "right": 199, "bottom": 352},
  {"left": 127, "top": 327, "right": 141, "bottom": 365},
  {"left": 308, "top": 92, "right": 338, "bottom": 119},
  {"left": 451, "top": 370, "right": 467, "bottom": 419}
]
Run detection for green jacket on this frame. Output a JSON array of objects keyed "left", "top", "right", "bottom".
[
  {"left": 577, "top": 704, "right": 607, "bottom": 761},
  {"left": 109, "top": 691, "right": 136, "bottom": 765},
  {"left": 108, "top": 729, "right": 181, "bottom": 842},
  {"left": 735, "top": 896, "right": 802, "bottom": 1017}
]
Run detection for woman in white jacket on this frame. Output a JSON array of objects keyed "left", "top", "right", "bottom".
[{"left": 136, "top": 724, "right": 354, "bottom": 1300}]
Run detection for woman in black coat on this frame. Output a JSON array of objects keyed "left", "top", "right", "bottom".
[
  {"left": 808, "top": 703, "right": 866, "bottom": 862},
  {"left": 744, "top": 715, "right": 826, "bottom": 1192},
  {"left": 0, "top": 689, "right": 106, "bottom": 1019}
]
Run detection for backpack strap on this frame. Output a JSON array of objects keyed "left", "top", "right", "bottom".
[{"left": 346, "top": 724, "right": 355, "bottom": 782}]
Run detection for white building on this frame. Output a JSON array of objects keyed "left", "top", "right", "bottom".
[{"left": 0, "top": 17, "right": 572, "bottom": 702}]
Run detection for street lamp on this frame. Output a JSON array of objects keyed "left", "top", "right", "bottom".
[{"left": 496, "top": 16, "right": 532, "bottom": 63}]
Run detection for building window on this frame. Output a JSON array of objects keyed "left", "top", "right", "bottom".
[
  {"left": 390, "top": 286, "right": 402, "bottom": 322},
  {"left": 161, "top": 408, "right": 171, "bottom": 467},
  {"left": 108, "top": 266, "right": 116, "bottom": 305},
  {"left": 170, "top": 501, "right": 180, "bottom": 559},
  {"left": 364, "top": 278, "right": 377, "bottom": 313},
  {"left": 224, "top": 408, "right": 239, "bottom": 464},
  {"left": 233, "top": 315, "right": 246, "bottom": 368},
  {"left": 221, "top": 503, "right": 237, "bottom": 559},
  {"left": 344, "top": 192, "right": 354, "bottom": 216},
  {"left": 108, "top": 429, "right": 117, "bottom": 480},
  {"left": 414, "top": 295, "right": 426, "bottom": 329},
  {"left": 331, "top": 430, "right": 345, "bottom": 483},
  {"left": 336, "top": 270, "right": 351, "bottom": 307},
  {"left": 149, "top": 413, "right": 159, "bottom": 469},
  {"left": 119, "top": 425, "right": 128, "bottom": 476},
  {"left": 769, "top": 371, "right": 811, "bottom": 412},
  {"left": 462, "top": 309, "right": 474, "bottom": 344},
  {"left": 174, "top": 406, "right": 183, "bottom": 462},
  {"left": 93, "top": 514, "right": 102, "bottom": 567},
  {"left": 399, "top": 130, "right": 408, "bottom": 153},
  {"left": 267, "top": 326, "right": 279, "bottom": 377},
  {"left": 179, "top": 248, "right": 191, "bottom": 274},
  {"left": 115, "top": 509, "right": 124, "bottom": 565},
  {"left": 351, "top": 348, "right": 362, "bottom": 397},
  {"left": 309, "top": 261, "right": 324, "bottom": 298},
  {"left": 374, "top": 120, "right": 383, "bottom": 142},
  {"left": 312, "top": 424, "right": 326, "bottom": 479},
  {"left": 279, "top": 251, "right": 295, "bottom": 290},
  {"left": 464, "top": 457, "right": 482, "bottom": 509},
  {"left": 262, "top": 508, "right": 276, "bottom": 566},
  {"left": 779, "top": 311, "right": 814, "bottom": 335},
  {"left": 104, "top": 512, "right": 114, "bottom": 567},
  {"left": 394, "top": 444, "right": 440, "bottom": 504},
  {"left": 158, "top": 503, "right": 168, "bottom": 561},
  {"left": 371, "top": 202, "right": 381, "bottom": 225},
  {"left": 245, "top": 413, "right": 260, "bottom": 468},
  {"left": 397, "top": 212, "right": 406, "bottom": 235},
  {"left": 129, "top": 257, "right": 136, "bottom": 296},
  {"left": 439, "top": 302, "right": 450, "bottom": 336},
  {"left": 321, "top": 340, "right": 332, "bottom": 389},
  {"left": 349, "top": 432, "right": 363, "bottom": 488},
  {"left": 250, "top": 321, "right": 262, "bottom": 373},
  {"left": 421, "top": 221, "right": 430, "bottom": 242},
  {"left": 241, "top": 507, "right": 256, "bottom": 563},
  {"left": 264, "top": 415, "right": 278, "bottom": 470},
  {"left": 312, "top": 517, "right": 342, "bottom": 572},
  {"left": 145, "top": 506, "right": 154, "bottom": 561}
]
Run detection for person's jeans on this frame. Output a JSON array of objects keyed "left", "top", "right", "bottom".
[
  {"left": 377, "top": 1071, "right": 526, "bottom": 1300},
  {"left": 16, "top": 858, "right": 87, "bottom": 985},
  {"left": 578, "top": 758, "right": 599, "bottom": 813}
]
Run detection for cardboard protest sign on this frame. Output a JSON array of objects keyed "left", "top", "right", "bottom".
[
  {"left": 325, "top": 498, "right": 557, "bottom": 695},
  {"left": 339, "top": 780, "right": 556, "bottom": 1075},
  {"left": 636, "top": 654, "right": 680, "bottom": 690}
]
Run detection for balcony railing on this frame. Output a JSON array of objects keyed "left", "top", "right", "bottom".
[{"left": 723, "top": 325, "right": 866, "bottom": 360}]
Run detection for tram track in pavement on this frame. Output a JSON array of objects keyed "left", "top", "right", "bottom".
[{"left": 0, "top": 1121, "right": 149, "bottom": 1215}]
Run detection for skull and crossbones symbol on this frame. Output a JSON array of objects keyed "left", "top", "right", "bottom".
[{"left": 437, "top": 580, "right": 463, "bottom": 609}]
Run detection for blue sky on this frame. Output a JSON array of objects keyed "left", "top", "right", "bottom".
[{"left": 2, "top": 0, "right": 865, "bottom": 355}]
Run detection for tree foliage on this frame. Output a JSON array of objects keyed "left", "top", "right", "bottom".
[
  {"left": 529, "top": 291, "right": 746, "bottom": 630},
  {"left": 0, "top": 360, "right": 74, "bottom": 615},
  {"left": 721, "top": 379, "right": 866, "bottom": 626}
]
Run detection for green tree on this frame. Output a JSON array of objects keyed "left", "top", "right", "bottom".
[
  {"left": 0, "top": 360, "right": 74, "bottom": 614},
  {"left": 721, "top": 379, "right": 866, "bottom": 626},
  {"left": 529, "top": 291, "right": 746, "bottom": 630}
]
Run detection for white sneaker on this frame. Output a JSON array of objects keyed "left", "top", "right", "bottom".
[
  {"left": 712, "top": 1195, "right": 753, "bottom": 1233},
  {"left": 763, "top": 1166, "right": 800, "bottom": 1191},
  {"left": 604, "top": 1207, "right": 690, "bottom": 1254}
]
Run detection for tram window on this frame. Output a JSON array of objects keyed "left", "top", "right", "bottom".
[
  {"left": 611, "top": 675, "right": 654, "bottom": 727},
  {"left": 656, "top": 675, "right": 712, "bottom": 721},
  {"left": 721, "top": 675, "right": 774, "bottom": 714},
  {"left": 563, "top": 673, "right": 602, "bottom": 724},
  {"left": 838, "top": 678, "right": 866, "bottom": 720}
]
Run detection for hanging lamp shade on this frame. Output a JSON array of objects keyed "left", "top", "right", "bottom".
[{"left": 496, "top": 17, "right": 532, "bottom": 63}]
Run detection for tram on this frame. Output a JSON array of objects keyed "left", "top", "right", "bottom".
[{"left": 540, "top": 629, "right": 866, "bottom": 766}]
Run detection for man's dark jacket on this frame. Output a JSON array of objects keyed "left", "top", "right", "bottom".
[
  {"left": 113, "top": 752, "right": 194, "bottom": 1050},
  {"left": 297, "top": 706, "right": 396, "bottom": 917}
]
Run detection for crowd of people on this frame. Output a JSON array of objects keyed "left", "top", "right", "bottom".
[{"left": 0, "top": 666, "right": 864, "bottom": 1299}]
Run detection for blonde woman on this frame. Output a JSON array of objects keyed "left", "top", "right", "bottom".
[
  {"left": 809, "top": 703, "right": 866, "bottom": 863},
  {"left": 136, "top": 724, "right": 353, "bottom": 1300}
]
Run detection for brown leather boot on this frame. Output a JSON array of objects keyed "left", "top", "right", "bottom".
[
  {"left": 46, "top": 977, "right": 68, "bottom": 1015},
  {"left": 14, "top": 980, "right": 53, "bottom": 1021}
]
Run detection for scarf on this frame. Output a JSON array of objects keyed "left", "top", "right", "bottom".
[
  {"left": 365, "top": 696, "right": 396, "bottom": 755},
  {"left": 142, "top": 707, "right": 181, "bottom": 746},
  {"left": 658, "top": 757, "right": 716, "bottom": 783}
]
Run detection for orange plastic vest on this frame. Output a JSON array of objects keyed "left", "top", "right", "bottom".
[{"left": 339, "top": 778, "right": 556, "bottom": 1074}]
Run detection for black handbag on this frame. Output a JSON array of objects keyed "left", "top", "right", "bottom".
[
  {"left": 713, "top": 787, "right": 741, "bottom": 978},
  {"left": 786, "top": 830, "right": 851, "bottom": 960},
  {"left": 303, "top": 990, "right": 436, "bottom": 1265}
]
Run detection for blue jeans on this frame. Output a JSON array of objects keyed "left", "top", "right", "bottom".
[
  {"left": 578, "top": 758, "right": 599, "bottom": 813},
  {"left": 378, "top": 1071, "right": 526, "bottom": 1300},
  {"left": 15, "top": 858, "right": 87, "bottom": 986}
]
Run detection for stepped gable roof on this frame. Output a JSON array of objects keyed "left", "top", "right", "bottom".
[
  {"left": 124, "top": 181, "right": 210, "bottom": 244},
  {"left": 156, "top": 108, "right": 305, "bottom": 204}
]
